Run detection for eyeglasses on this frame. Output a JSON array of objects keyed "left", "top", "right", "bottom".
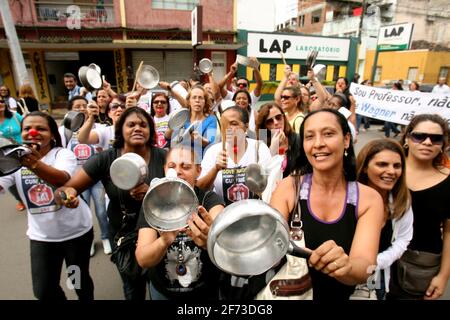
[
  {"left": 265, "top": 114, "right": 283, "bottom": 126},
  {"left": 110, "top": 103, "right": 125, "bottom": 111},
  {"left": 153, "top": 100, "right": 167, "bottom": 105},
  {"left": 409, "top": 132, "right": 444, "bottom": 145},
  {"left": 280, "top": 95, "right": 294, "bottom": 100}
]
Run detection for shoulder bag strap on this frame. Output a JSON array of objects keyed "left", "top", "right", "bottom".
[{"left": 290, "top": 174, "right": 303, "bottom": 241}]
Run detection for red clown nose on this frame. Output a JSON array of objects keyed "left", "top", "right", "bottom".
[{"left": 28, "top": 129, "right": 39, "bottom": 137}]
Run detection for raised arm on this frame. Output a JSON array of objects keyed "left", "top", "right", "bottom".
[
  {"left": 218, "top": 63, "right": 237, "bottom": 98},
  {"left": 77, "top": 103, "right": 100, "bottom": 145},
  {"left": 274, "top": 65, "right": 291, "bottom": 105}
]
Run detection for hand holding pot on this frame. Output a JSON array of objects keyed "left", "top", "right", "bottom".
[
  {"left": 129, "top": 182, "right": 149, "bottom": 201},
  {"left": 87, "top": 101, "right": 99, "bottom": 119},
  {"left": 20, "top": 144, "right": 42, "bottom": 170},
  {"left": 158, "top": 229, "right": 181, "bottom": 247},
  {"left": 186, "top": 206, "right": 213, "bottom": 249},
  {"left": 270, "top": 130, "right": 286, "bottom": 156},
  {"left": 308, "top": 239, "right": 351, "bottom": 278},
  {"left": 54, "top": 187, "right": 79, "bottom": 208}
]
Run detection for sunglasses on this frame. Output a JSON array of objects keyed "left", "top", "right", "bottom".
[
  {"left": 265, "top": 114, "right": 283, "bottom": 126},
  {"left": 110, "top": 103, "right": 125, "bottom": 111},
  {"left": 153, "top": 100, "right": 167, "bottom": 105},
  {"left": 409, "top": 132, "right": 444, "bottom": 145},
  {"left": 280, "top": 95, "right": 294, "bottom": 100}
]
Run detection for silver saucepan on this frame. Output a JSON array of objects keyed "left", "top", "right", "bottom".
[
  {"left": 78, "top": 65, "right": 102, "bottom": 92},
  {"left": 142, "top": 175, "right": 198, "bottom": 231},
  {"left": 207, "top": 199, "right": 311, "bottom": 276},
  {"left": 63, "top": 111, "right": 86, "bottom": 132},
  {"left": 110, "top": 152, "right": 148, "bottom": 190}
]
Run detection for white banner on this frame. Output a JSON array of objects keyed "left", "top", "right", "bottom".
[{"left": 350, "top": 83, "right": 450, "bottom": 126}]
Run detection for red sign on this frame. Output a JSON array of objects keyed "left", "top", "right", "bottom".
[
  {"left": 28, "top": 184, "right": 54, "bottom": 206},
  {"left": 74, "top": 144, "right": 92, "bottom": 160},
  {"left": 227, "top": 184, "right": 249, "bottom": 202}
]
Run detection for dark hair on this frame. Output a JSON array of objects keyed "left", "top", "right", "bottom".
[
  {"left": 150, "top": 92, "right": 170, "bottom": 117},
  {"left": 165, "top": 145, "right": 201, "bottom": 166},
  {"left": 392, "top": 82, "right": 403, "bottom": 90},
  {"left": 68, "top": 95, "right": 88, "bottom": 110},
  {"left": 113, "top": 107, "right": 156, "bottom": 148},
  {"left": 356, "top": 139, "right": 410, "bottom": 219},
  {"left": 294, "top": 108, "right": 356, "bottom": 181},
  {"left": 409, "top": 81, "right": 420, "bottom": 91},
  {"left": 400, "top": 113, "right": 449, "bottom": 169},
  {"left": 236, "top": 76, "right": 249, "bottom": 85},
  {"left": 232, "top": 89, "right": 252, "bottom": 115},
  {"left": 1, "top": 98, "right": 13, "bottom": 119},
  {"left": 335, "top": 77, "right": 349, "bottom": 89},
  {"left": 63, "top": 73, "right": 77, "bottom": 80},
  {"left": 255, "top": 102, "right": 292, "bottom": 146},
  {"left": 222, "top": 106, "right": 249, "bottom": 125},
  {"left": 21, "top": 111, "right": 62, "bottom": 148}
]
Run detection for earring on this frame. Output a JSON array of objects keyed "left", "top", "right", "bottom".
[
  {"left": 344, "top": 149, "right": 348, "bottom": 157},
  {"left": 403, "top": 143, "right": 409, "bottom": 149}
]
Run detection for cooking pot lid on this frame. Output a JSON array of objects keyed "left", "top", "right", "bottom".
[
  {"left": 137, "top": 65, "right": 160, "bottom": 89},
  {"left": 110, "top": 153, "right": 148, "bottom": 190},
  {"left": 63, "top": 111, "right": 86, "bottom": 132},
  {"left": 199, "top": 58, "right": 213, "bottom": 74},
  {"left": 207, "top": 199, "right": 289, "bottom": 276},
  {"left": 143, "top": 177, "right": 198, "bottom": 231},
  {"left": 168, "top": 108, "right": 189, "bottom": 130}
]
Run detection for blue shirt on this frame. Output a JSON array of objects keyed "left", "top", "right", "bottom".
[{"left": 0, "top": 113, "right": 23, "bottom": 143}]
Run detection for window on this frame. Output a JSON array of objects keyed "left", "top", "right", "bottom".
[
  {"left": 152, "top": 0, "right": 199, "bottom": 10},
  {"left": 299, "top": 15, "right": 305, "bottom": 27},
  {"left": 375, "top": 67, "right": 382, "bottom": 82},
  {"left": 407, "top": 67, "right": 418, "bottom": 81},
  {"left": 439, "top": 67, "right": 449, "bottom": 81},
  {"left": 311, "top": 10, "right": 322, "bottom": 24}
]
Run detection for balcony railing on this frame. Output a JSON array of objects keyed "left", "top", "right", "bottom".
[{"left": 35, "top": 1, "right": 116, "bottom": 26}]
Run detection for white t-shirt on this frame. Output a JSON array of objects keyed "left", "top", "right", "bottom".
[
  {"left": 154, "top": 114, "right": 170, "bottom": 148},
  {"left": 432, "top": 84, "right": 450, "bottom": 94},
  {"left": 93, "top": 125, "right": 115, "bottom": 150},
  {"left": 199, "top": 138, "right": 272, "bottom": 205},
  {"left": 0, "top": 148, "right": 92, "bottom": 242}
]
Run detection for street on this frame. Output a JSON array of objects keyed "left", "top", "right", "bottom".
[{"left": 0, "top": 125, "right": 448, "bottom": 300}]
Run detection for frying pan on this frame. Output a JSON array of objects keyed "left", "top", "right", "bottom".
[
  {"left": 78, "top": 66, "right": 102, "bottom": 91},
  {"left": 137, "top": 65, "right": 160, "bottom": 90},
  {"left": 168, "top": 108, "right": 190, "bottom": 130},
  {"left": 207, "top": 199, "right": 311, "bottom": 276},
  {"left": 142, "top": 176, "right": 198, "bottom": 231}
]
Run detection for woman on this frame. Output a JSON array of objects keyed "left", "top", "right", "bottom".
[
  {"left": 135, "top": 146, "right": 224, "bottom": 300},
  {"left": 0, "top": 96, "right": 25, "bottom": 211},
  {"left": 409, "top": 81, "right": 420, "bottom": 92},
  {"left": 279, "top": 86, "right": 305, "bottom": 133},
  {"left": 389, "top": 114, "right": 449, "bottom": 300},
  {"left": 270, "top": 108, "right": 384, "bottom": 301},
  {"left": 17, "top": 83, "right": 40, "bottom": 115},
  {"left": 0, "top": 111, "right": 93, "bottom": 300},
  {"left": 56, "top": 107, "right": 166, "bottom": 300},
  {"left": 232, "top": 89, "right": 258, "bottom": 134},
  {"left": 356, "top": 139, "right": 413, "bottom": 300},
  {"left": 0, "top": 85, "right": 17, "bottom": 112},
  {"left": 255, "top": 102, "right": 300, "bottom": 177},
  {"left": 334, "top": 77, "right": 356, "bottom": 127},
  {"left": 150, "top": 92, "right": 170, "bottom": 149},
  {"left": 197, "top": 106, "right": 272, "bottom": 206}
]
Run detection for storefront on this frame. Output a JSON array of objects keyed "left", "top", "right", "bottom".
[{"left": 237, "top": 30, "right": 358, "bottom": 100}]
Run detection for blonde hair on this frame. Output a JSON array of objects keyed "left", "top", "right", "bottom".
[{"left": 19, "top": 83, "right": 37, "bottom": 100}]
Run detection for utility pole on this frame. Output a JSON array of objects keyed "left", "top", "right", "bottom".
[
  {"left": 357, "top": 0, "right": 368, "bottom": 44},
  {"left": 0, "top": 0, "right": 28, "bottom": 87}
]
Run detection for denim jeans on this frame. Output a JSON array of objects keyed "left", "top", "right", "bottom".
[
  {"left": 82, "top": 181, "right": 109, "bottom": 240},
  {"left": 356, "top": 114, "right": 370, "bottom": 131},
  {"left": 149, "top": 280, "right": 169, "bottom": 300},
  {"left": 384, "top": 121, "right": 400, "bottom": 138},
  {"left": 30, "top": 228, "right": 94, "bottom": 300}
]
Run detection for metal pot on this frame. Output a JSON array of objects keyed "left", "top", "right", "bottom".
[
  {"left": 245, "top": 163, "right": 268, "bottom": 194},
  {"left": 313, "top": 64, "right": 326, "bottom": 82},
  {"left": 63, "top": 111, "right": 86, "bottom": 132},
  {"left": 236, "top": 54, "right": 259, "bottom": 69},
  {"left": 306, "top": 50, "right": 319, "bottom": 69},
  {"left": 168, "top": 108, "right": 189, "bottom": 130},
  {"left": 0, "top": 137, "right": 24, "bottom": 176},
  {"left": 137, "top": 65, "right": 160, "bottom": 89},
  {"left": 142, "top": 176, "right": 198, "bottom": 231},
  {"left": 199, "top": 58, "right": 213, "bottom": 74},
  {"left": 207, "top": 199, "right": 311, "bottom": 276},
  {"left": 78, "top": 66, "right": 102, "bottom": 91},
  {"left": 110, "top": 152, "right": 148, "bottom": 190}
]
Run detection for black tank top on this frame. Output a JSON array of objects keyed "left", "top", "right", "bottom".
[{"left": 296, "top": 174, "right": 358, "bottom": 301}]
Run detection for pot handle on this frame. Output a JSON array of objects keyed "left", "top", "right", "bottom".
[{"left": 288, "top": 241, "right": 312, "bottom": 259}]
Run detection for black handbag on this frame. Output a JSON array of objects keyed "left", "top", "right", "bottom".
[
  {"left": 110, "top": 189, "right": 144, "bottom": 280},
  {"left": 396, "top": 249, "right": 441, "bottom": 295}
]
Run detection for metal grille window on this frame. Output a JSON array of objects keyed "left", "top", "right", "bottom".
[
  {"left": 269, "top": 64, "right": 277, "bottom": 82},
  {"left": 152, "top": 0, "right": 199, "bottom": 10}
]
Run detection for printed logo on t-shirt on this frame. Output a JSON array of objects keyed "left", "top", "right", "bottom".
[
  {"left": 69, "top": 135, "right": 97, "bottom": 165},
  {"left": 222, "top": 167, "right": 254, "bottom": 205},
  {"left": 20, "top": 168, "right": 61, "bottom": 214}
]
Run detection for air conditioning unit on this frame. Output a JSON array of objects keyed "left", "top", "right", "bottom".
[{"left": 426, "top": 14, "right": 436, "bottom": 22}]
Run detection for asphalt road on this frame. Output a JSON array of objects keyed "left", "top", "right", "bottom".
[{"left": 0, "top": 124, "right": 448, "bottom": 300}]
